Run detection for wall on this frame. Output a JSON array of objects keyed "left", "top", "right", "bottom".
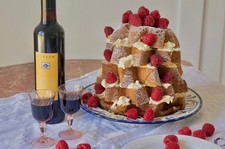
[
  {"left": 0, "top": 0, "right": 179, "bottom": 66},
  {"left": 0, "top": 0, "right": 225, "bottom": 85},
  {"left": 200, "top": 0, "right": 225, "bottom": 84}
]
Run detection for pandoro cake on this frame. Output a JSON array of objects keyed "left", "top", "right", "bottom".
[{"left": 83, "top": 6, "right": 188, "bottom": 121}]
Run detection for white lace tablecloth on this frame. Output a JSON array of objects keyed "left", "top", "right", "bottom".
[{"left": 1, "top": 66, "right": 225, "bottom": 149}]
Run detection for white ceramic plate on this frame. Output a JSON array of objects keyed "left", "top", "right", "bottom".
[{"left": 121, "top": 134, "right": 222, "bottom": 149}]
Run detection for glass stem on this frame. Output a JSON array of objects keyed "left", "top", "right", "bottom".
[
  {"left": 39, "top": 121, "right": 47, "bottom": 139},
  {"left": 67, "top": 114, "right": 73, "bottom": 130}
]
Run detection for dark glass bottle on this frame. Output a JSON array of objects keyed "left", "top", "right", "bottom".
[{"left": 33, "top": 0, "right": 65, "bottom": 124}]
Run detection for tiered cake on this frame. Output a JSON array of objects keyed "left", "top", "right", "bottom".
[{"left": 91, "top": 6, "right": 188, "bottom": 121}]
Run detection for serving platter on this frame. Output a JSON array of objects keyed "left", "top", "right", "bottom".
[{"left": 81, "top": 83, "right": 202, "bottom": 124}]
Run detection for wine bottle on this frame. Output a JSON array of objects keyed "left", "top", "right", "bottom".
[{"left": 33, "top": 0, "right": 65, "bottom": 124}]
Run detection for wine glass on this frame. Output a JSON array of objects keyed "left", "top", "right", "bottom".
[
  {"left": 28, "top": 89, "right": 56, "bottom": 148},
  {"left": 58, "top": 84, "right": 83, "bottom": 140}
]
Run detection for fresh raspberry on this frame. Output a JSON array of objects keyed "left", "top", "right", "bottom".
[
  {"left": 103, "top": 49, "right": 112, "bottom": 62},
  {"left": 138, "top": 6, "right": 150, "bottom": 19},
  {"left": 157, "top": 18, "right": 169, "bottom": 29},
  {"left": 81, "top": 93, "right": 92, "bottom": 103},
  {"left": 128, "top": 14, "right": 143, "bottom": 27},
  {"left": 151, "top": 87, "right": 163, "bottom": 101},
  {"left": 164, "top": 135, "right": 178, "bottom": 145},
  {"left": 141, "top": 33, "right": 156, "bottom": 46},
  {"left": 122, "top": 10, "right": 133, "bottom": 23},
  {"left": 165, "top": 142, "right": 180, "bottom": 149},
  {"left": 126, "top": 108, "right": 138, "bottom": 119},
  {"left": 178, "top": 126, "right": 192, "bottom": 136},
  {"left": 56, "top": 140, "right": 69, "bottom": 149},
  {"left": 150, "top": 54, "right": 163, "bottom": 67},
  {"left": 150, "top": 10, "right": 161, "bottom": 20},
  {"left": 87, "top": 96, "right": 99, "bottom": 108},
  {"left": 143, "top": 15, "right": 155, "bottom": 27},
  {"left": 162, "top": 72, "right": 173, "bottom": 83},
  {"left": 104, "top": 26, "right": 114, "bottom": 37},
  {"left": 193, "top": 130, "right": 206, "bottom": 139},
  {"left": 202, "top": 123, "right": 215, "bottom": 137},
  {"left": 143, "top": 108, "right": 154, "bottom": 121},
  {"left": 77, "top": 143, "right": 91, "bottom": 149},
  {"left": 106, "top": 72, "right": 117, "bottom": 84},
  {"left": 94, "top": 83, "right": 105, "bottom": 94}
]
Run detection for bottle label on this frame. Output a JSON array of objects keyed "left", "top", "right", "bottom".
[{"left": 36, "top": 52, "right": 58, "bottom": 100}]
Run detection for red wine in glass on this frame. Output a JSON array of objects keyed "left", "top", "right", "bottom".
[
  {"left": 60, "top": 97, "right": 80, "bottom": 115},
  {"left": 59, "top": 84, "right": 83, "bottom": 140},
  {"left": 31, "top": 102, "right": 53, "bottom": 122},
  {"left": 29, "top": 89, "right": 56, "bottom": 148}
]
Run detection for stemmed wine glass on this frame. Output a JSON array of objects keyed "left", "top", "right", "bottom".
[
  {"left": 28, "top": 89, "right": 56, "bottom": 148},
  {"left": 58, "top": 84, "right": 83, "bottom": 140}
]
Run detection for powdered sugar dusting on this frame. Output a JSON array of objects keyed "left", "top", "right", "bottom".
[
  {"left": 110, "top": 24, "right": 130, "bottom": 43},
  {"left": 136, "top": 88, "right": 149, "bottom": 105},
  {"left": 146, "top": 27, "right": 165, "bottom": 48},
  {"left": 132, "top": 49, "right": 151, "bottom": 66},
  {"left": 128, "top": 26, "right": 147, "bottom": 44},
  {"left": 111, "top": 47, "right": 131, "bottom": 64},
  {"left": 121, "top": 69, "right": 136, "bottom": 88}
]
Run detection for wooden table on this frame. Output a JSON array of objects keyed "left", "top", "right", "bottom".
[
  {"left": 0, "top": 59, "right": 192, "bottom": 98},
  {"left": 0, "top": 59, "right": 101, "bottom": 98}
]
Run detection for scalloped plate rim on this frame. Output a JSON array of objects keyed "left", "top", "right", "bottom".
[{"left": 81, "top": 83, "right": 203, "bottom": 124}]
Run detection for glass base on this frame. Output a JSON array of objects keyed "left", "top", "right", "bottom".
[
  {"left": 59, "top": 129, "right": 82, "bottom": 140},
  {"left": 31, "top": 137, "right": 56, "bottom": 148}
]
